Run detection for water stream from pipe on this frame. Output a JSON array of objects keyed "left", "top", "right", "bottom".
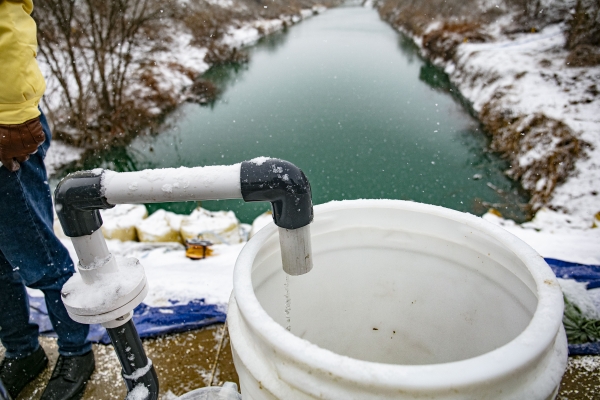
[{"left": 285, "top": 274, "right": 292, "bottom": 332}]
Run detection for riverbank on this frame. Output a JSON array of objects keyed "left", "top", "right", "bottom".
[{"left": 376, "top": 0, "right": 600, "bottom": 235}]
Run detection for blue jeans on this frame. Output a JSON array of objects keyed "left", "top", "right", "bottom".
[{"left": 0, "top": 110, "right": 91, "bottom": 358}]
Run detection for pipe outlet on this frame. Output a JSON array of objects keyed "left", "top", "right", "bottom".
[{"left": 241, "top": 158, "right": 314, "bottom": 275}]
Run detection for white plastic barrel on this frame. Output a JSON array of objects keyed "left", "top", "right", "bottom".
[{"left": 228, "top": 200, "right": 568, "bottom": 400}]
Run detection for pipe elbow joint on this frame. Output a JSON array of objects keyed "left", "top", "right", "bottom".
[
  {"left": 241, "top": 159, "right": 313, "bottom": 230},
  {"left": 54, "top": 170, "right": 114, "bottom": 237}
]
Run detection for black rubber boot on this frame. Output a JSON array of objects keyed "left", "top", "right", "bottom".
[
  {"left": 40, "top": 351, "right": 95, "bottom": 400},
  {"left": 0, "top": 346, "right": 48, "bottom": 399}
]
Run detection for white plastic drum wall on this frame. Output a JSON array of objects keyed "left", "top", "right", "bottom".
[{"left": 228, "top": 200, "right": 568, "bottom": 400}]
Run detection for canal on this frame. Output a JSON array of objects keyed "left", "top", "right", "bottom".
[{"left": 65, "top": 5, "right": 528, "bottom": 223}]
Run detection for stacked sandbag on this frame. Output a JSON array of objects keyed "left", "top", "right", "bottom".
[
  {"left": 136, "top": 209, "right": 183, "bottom": 243},
  {"left": 101, "top": 204, "right": 148, "bottom": 242},
  {"left": 180, "top": 207, "right": 241, "bottom": 245},
  {"left": 249, "top": 210, "right": 273, "bottom": 239}
]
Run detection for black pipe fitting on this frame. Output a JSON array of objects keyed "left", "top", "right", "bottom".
[
  {"left": 107, "top": 320, "right": 159, "bottom": 400},
  {"left": 241, "top": 159, "right": 313, "bottom": 230},
  {"left": 54, "top": 170, "right": 114, "bottom": 237}
]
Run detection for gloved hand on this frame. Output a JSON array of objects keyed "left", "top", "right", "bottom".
[{"left": 0, "top": 117, "right": 45, "bottom": 172}]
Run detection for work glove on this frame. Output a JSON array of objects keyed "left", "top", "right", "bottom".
[{"left": 0, "top": 117, "right": 46, "bottom": 172}]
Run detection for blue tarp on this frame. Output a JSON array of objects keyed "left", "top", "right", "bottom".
[
  {"left": 545, "top": 258, "right": 600, "bottom": 355},
  {"left": 29, "top": 258, "right": 600, "bottom": 353},
  {"left": 546, "top": 258, "right": 600, "bottom": 289},
  {"left": 30, "top": 297, "right": 226, "bottom": 345}
]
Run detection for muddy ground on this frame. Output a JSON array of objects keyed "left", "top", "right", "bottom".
[{"left": 4, "top": 325, "right": 238, "bottom": 400}]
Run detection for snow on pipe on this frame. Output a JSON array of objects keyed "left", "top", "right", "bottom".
[
  {"left": 102, "top": 163, "right": 243, "bottom": 204},
  {"left": 54, "top": 158, "right": 313, "bottom": 231}
]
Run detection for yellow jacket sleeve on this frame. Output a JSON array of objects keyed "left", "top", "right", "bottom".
[{"left": 0, "top": 0, "right": 46, "bottom": 124}]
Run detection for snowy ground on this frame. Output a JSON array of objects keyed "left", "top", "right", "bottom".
[
  {"left": 483, "top": 209, "right": 600, "bottom": 266},
  {"left": 45, "top": 140, "right": 84, "bottom": 177}
]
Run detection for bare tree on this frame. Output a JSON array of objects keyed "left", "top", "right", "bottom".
[
  {"left": 35, "top": 0, "right": 165, "bottom": 147},
  {"left": 33, "top": 0, "right": 343, "bottom": 149}
]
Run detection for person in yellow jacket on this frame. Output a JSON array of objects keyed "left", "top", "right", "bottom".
[{"left": 0, "top": 1, "right": 95, "bottom": 399}]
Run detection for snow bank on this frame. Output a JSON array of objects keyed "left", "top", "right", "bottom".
[
  {"left": 447, "top": 23, "right": 600, "bottom": 224},
  {"left": 483, "top": 210, "right": 600, "bottom": 265},
  {"left": 221, "top": 8, "right": 321, "bottom": 49},
  {"left": 379, "top": 3, "right": 599, "bottom": 235}
]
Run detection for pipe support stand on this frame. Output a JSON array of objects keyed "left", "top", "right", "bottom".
[{"left": 61, "top": 256, "right": 148, "bottom": 325}]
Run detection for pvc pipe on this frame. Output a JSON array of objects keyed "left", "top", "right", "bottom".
[
  {"left": 71, "top": 229, "right": 114, "bottom": 269},
  {"left": 70, "top": 230, "right": 118, "bottom": 284},
  {"left": 102, "top": 164, "right": 243, "bottom": 204},
  {"left": 278, "top": 225, "right": 313, "bottom": 275},
  {"left": 107, "top": 319, "right": 159, "bottom": 400}
]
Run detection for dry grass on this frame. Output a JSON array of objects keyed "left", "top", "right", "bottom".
[
  {"left": 566, "top": 0, "right": 600, "bottom": 51},
  {"left": 566, "top": 44, "right": 600, "bottom": 67},
  {"left": 377, "top": 0, "right": 491, "bottom": 61},
  {"left": 422, "top": 22, "right": 490, "bottom": 61},
  {"left": 187, "top": 79, "right": 220, "bottom": 105},
  {"left": 480, "top": 100, "right": 589, "bottom": 211},
  {"left": 378, "top": 0, "right": 494, "bottom": 35}
]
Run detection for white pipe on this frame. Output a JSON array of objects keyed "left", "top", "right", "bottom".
[
  {"left": 71, "top": 230, "right": 114, "bottom": 269},
  {"left": 102, "top": 163, "right": 243, "bottom": 205},
  {"left": 71, "top": 229, "right": 118, "bottom": 284},
  {"left": 278, "top": 225, "right": 313, "bottom": 276}
]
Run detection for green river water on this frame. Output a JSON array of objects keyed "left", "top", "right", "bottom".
[{"left": 65, "top": 6, "right": 528, "bottom": 223}]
